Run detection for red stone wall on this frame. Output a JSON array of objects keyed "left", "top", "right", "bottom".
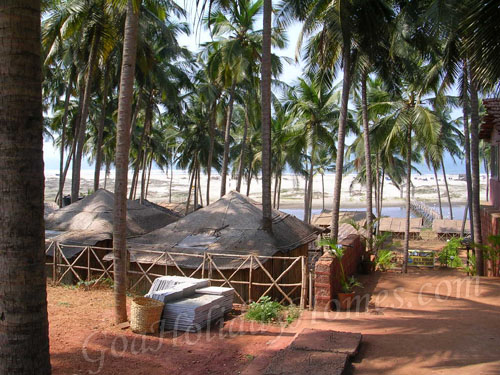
[
  {"left": 480, "top": 203, "right": 500, "bottom": 276},
  {"left": 489, "top": 179, "right": 500, "bottom": 209},
  {"left": 314, "top": 235, "right": 364, "bottom": 311}
]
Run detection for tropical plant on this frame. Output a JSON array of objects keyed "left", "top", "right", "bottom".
[
  {"left": 246, "top": 296, "right": 283, "bottom": 323},
  {"left": 438, "top": 238, "right": 463, "bottom": 268},
  {"left": 375, "top": 250, "right": 394, "bottom": 271},
  {"left": 317, "top": 238, "right": 362, "bottom": 293}
]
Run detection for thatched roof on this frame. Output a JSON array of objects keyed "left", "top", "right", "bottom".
[
  {"left": 338, "top": 223, "right": 368, "bottom": 241},
  {"left": 378, "top": 217, "right": 423, "bottom": 233},
  {"left": 104, "top": 191, "right": 322, "bottom": 269},
  {"left": 432, "top": 219, "right": 471, "bottom": 234},
  {"left": 311, "top": 209, "right": 369, "bottom": 229},
  {"left": 45, "top": 189, "right": 179, "bottom": 247}
]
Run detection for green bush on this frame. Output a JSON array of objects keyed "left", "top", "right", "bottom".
[
  {"left": 438, "top": 238, "right": 463, "bottom": 268},
  {"left": 375, "top": 250, "right": 394, "bottom": 271},
  {"left": 246, "top": 296, "right": 282, "bottom": 323},
  {"left": 245, "top": 296, "right": 301, "bottom": 325}
]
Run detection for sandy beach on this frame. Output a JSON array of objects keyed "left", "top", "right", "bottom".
[{"left": 44, "top": 169, "right": 486, "bottom": 211}]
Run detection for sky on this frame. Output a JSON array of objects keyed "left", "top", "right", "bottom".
[{"left": 42, "top": 3, "right": 475, "bottom": 176}]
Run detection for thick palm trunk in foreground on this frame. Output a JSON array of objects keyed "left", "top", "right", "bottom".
[
  {"left": 0, "top": 1, "right": 51, "bottom": 373},
  {"left": 261, "top": 0, "right": 272, "bottom": 232},
  {"left": 113, "top": 0, "right": 140, "bottom": 324}
]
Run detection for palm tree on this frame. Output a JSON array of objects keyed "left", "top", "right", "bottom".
[
  {"left": 113, "top": 0, "right": 140, "bottom": 324},
  {"left": 0, "top": 1, "right": 51, "bottom": 372},
  {"left": 371, "top": 69, "right": 441, "bottom": 272},
  {"left": 261, "top": 0, "right": 273, "bottom": 232},
  {"left": 288, "top": 72, "right": 338, "bottom": 223}
]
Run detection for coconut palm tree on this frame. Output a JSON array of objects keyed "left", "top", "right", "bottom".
[
  {"left": 287, "top": 72, "right": 339, "bottom": 223},
  {"left": 113, "top": 0, "right": 140, "bottom": 324},
  {"left": 0, "top": 1, "right": 51, "bottom": 372}
]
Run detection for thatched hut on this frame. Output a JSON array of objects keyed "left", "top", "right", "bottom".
[
  {"left": 45, "top": 189, "right": 180, "bottom": 279},
  {"left": 311, "top": 209, "right": 369, "bottom": 230},
  {"left": 105, "top": 191, "right": 322, "bottom": 303}
]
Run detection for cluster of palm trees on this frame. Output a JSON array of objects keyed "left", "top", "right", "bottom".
[
  {"left": 1, "top": 0, "right": 499, "bottom": 372},
  {"left": 41, "top": 0, "right": 498, "bottom": 304}
]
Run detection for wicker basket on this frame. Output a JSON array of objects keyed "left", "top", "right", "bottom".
[{"left": 130, "top": 297, "right": 165, "bottom": 334}]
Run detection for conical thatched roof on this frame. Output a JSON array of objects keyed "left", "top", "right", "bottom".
[
  {"left": 45, "top": 189, "right": 179, "bottom": 247},
  {"left": 114, "top": 191, "right": 322, "bottom": 269}
]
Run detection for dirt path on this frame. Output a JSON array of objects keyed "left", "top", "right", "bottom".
[
  {"left": 48, "top": 268, "right": 500, "bottom": 374},
  {"left": 296, "top": 268, "right": 500, "bottom": 375}
]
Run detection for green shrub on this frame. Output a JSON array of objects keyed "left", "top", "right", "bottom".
[
  {"left": 375, "top": 250, "right": 394, "bottom": 271},
  {"left": 246, "top": 296, "right": 282, "bottom": 323},
  {"left": 438, "top": 238, "right": 463, "bottom": 268},
  {"left": 245, "top": 296, "right": 301, "bottom": 325}
]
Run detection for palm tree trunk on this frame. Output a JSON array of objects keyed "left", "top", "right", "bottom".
[
  {"left": 236, "top": 106, "right": 250, "bottom": 192},
  {"left": 71, "top": 31, "right": 101, "bottom": 202},
  {"left": 403, "top": 123, "right": 412, "bottom": 273},
  {"left": 206, "top": 104, "right": 216, "bottom": 205},
  {"left": 220, "top": 84, "right": 236, "bottom": 197},
  {"left": 304, "top": 168, "right": 309, "bottom": 222},
  {"left": 321, "top": 173, "right": 325, "bottom": 211},
  {"left": 463, "top": 62, "right": 474, "bottom": 241},
  {"left": 145, "top": 157, "right": 152, "bottom": 198},
  {"left": 484, "top": 158, "right": 489, "bottom": 201},
  {"left": 113, "top": 0, "right": 139, "bottom": 324},
  {"left": 433, "top": 165, "right": 443, "bottom": 219},
  {"left": 169, "top": 150, "right": 174, "bottom": 203},
  {"left": 246, "top": 170, "right": 252, "bottom": 196},
  {"left": 277, "top": 173, "right": 282, "bottom": 209},
  {"left": 94, "top": 68, "right": 109, "bottom": 192},
  {"left": 375, "top": 154, "right": 380, "bottom": 218},
  {"left": 58, "top": 76, "right": 73, "bottom": 207},
  {"left": 273, "top": 174, "right": 278, "bottom": 208},
  {"left": 139, "top": 149, "right": 148, "bottom": 204},
  {"left": 0, "top": 2, "right": 51, "bottom": 371},
  {"left": 380, "top": 168, "right": 385, "bottom": 216},
  {"left": 186, "top": 163, "right": 196, "bottom": 214},
  {"left": 470, "top": 77, "right": 484, "bottom": 275},
  {"left": 441, "top": 157, "right": 453, "bottom": 220},
  {"left": 306, "top": 138, "right": 316, "bottom": 224},
  {"left": 194, "top": 161, "right": 199, "bottom": 210},
  {"left": 331, "top": 43, "right": 352, "bottom": 239},
  {"left": 361, "top": 73, "right": 373, "bottom": 251},
  {"left": 104, "top": 160, "right": 110, "bottom": 189},
  {"left": 261, "top": 0, "right": 273, "bottom": 232},
  {"left": 56, "top": 132, "right": 78, "bottom": 205},
  {"left": 198, "top": 165, "right": 203, "bottom": 207}
]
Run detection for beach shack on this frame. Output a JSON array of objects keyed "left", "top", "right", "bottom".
[
  {"left": 378, "top": 217, "right": 423, "bottom": 239},
  {"left": 105, "top": 191, "right": 322, "bottom": 303},
  {"left": 479, "top": 98, "right": 500, "bottom": 275},
  {"left": 311, "top": 209, "right": 368, "bottom": 230},
  {"left": 45, "top": 189, "right": 180, "bottom": 282}
]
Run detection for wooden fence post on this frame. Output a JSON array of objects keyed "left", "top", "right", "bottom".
[
  {"left": 300, "top": 256, "right": 307, "bottom": 309},
  {"left": 248, "top": 256, "right": 254, "bottom": 303}
]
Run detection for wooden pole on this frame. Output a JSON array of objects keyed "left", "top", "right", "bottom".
[
  {"left": 248, "top": 256, "right": 254, "bottom": 303},
  {"left": 308, "top": 270, "right": 313, "bottom": 311},
  {"left": 300, "top": 256, "right": 307, "bottom": 309}
]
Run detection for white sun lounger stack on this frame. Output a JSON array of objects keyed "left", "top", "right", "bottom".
[
  {"left": 145, "top": 276, "right": 209, "bottom": 303},
  {"left": 144, "top": 276, "right": 234, "bottom": 332}
]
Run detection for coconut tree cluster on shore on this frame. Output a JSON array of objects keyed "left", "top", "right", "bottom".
[{"left": 1, "top": 0, "right": 499, "bottom": 372}]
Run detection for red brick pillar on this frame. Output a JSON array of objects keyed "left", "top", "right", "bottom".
[{"left": 314, "top": 254, "right": 335, "bottom": 311}]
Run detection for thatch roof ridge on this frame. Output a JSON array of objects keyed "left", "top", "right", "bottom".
[
  {"left": 126, "top": 191, "right": 321, "bottom": 266},
  {"left": 45, "top": 189, "right": 180, "bottom": 242}
]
